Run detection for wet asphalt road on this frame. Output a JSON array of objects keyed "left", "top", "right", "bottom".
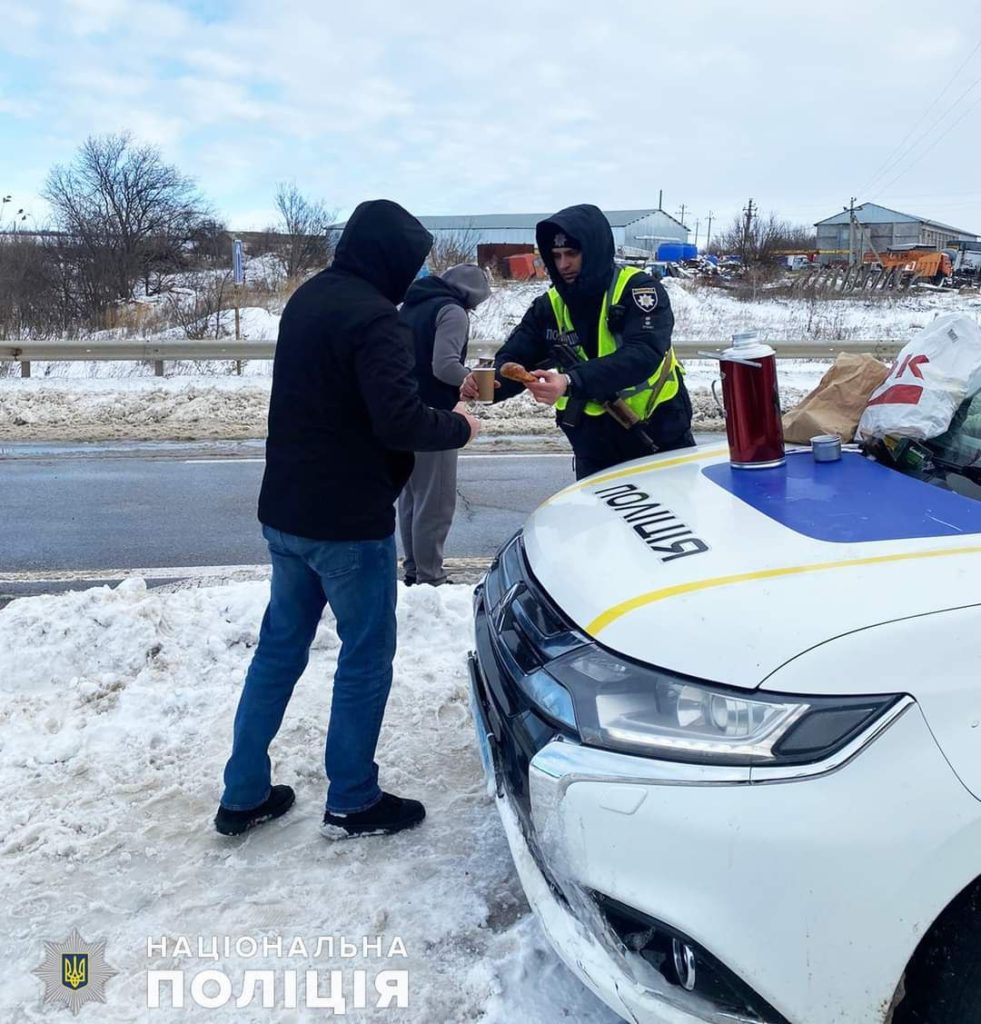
[{"left": 0, "top": 442, "right": 577, "bottom": 577}]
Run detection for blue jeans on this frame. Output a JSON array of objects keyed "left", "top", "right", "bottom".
[{"left": 221, "top": 526, "right": 397, "bottom": 814}]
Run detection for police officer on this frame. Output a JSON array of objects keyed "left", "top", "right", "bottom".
[{"left": 465, "top": 204, "right": 693, "bottom": 479}]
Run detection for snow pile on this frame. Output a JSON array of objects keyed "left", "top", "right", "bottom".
[
  {"left": 471, "top": 282, "right": 546, "bottom": 344},
  {"left": 0, "top": 364, "right": 825, "bottom": 443},
  {"left": 0, "top": 579, "right": 616, "bottom": 1022},
  {"left": 0, "top": 378, "right": 274, "bottom": 441},
  {"left": 9, "top": 282, "right": 981, "bottom": 442},
  {"left": 0, "top": 377, "right": 566, "bottom": 442}
]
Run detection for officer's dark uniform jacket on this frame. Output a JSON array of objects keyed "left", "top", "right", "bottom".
[
  {"left": 257, "top": 200, "right": 470, "bottom": 542},
  {"left": 493, "top": 204, "right": 693, "bottom": 477}
]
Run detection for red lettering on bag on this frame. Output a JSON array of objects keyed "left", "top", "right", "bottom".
[
  {"left": 866, "top": 383, "right": 923, "bottom": 407},
  {"left": 893, "top": 354, "right": 929, "bottom": 380}
]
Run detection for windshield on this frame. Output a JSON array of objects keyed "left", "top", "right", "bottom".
[
  {"left": 928, "top": 393, "right": 981, "bottom": 472},
  {"left": 874, "top": 394, "right": 981, "bottom": 502},
  {"left": 901, "top": 393, "right": 981, "bottom": 502}
]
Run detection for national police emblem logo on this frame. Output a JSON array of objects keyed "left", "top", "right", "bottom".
[
  {"left": 631, "top": 287, "right": 658, "bottom": 312},
  {"left": 34, "top": 928, "right": 117, "bottom": 1015},
  {"left": 553, "top": 232, "right": 568, "bottom": 247},
  {"left": 63, "top": 953, "right": 87, "bottom": 990}
]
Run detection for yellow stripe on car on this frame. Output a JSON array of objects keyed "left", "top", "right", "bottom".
[{"left": 587, "top": 544, "right": 981, "bottom": 635}]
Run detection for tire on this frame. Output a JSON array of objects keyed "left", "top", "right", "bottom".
[{"left": 894, "top": 887, "right": 981, "bottom": 1023}]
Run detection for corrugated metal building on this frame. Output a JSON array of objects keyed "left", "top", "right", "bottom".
[
  {"left": 815, "top": 203, "right": 978, "bottom": 264},
  {"left": 414, "top": 209, "right": 689, "bottom": 255}
]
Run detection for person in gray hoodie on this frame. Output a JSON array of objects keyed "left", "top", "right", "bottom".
[{"left": 398, "top": 264, "right": 491, "bottom": 585}]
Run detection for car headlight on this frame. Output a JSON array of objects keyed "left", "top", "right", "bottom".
[{"left": 545, "top": 646, "right": 901, "bottom": 766}]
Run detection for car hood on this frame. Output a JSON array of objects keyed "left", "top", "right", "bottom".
[{"left": 523, "top": 445, "right": 981, "bottom": 689}]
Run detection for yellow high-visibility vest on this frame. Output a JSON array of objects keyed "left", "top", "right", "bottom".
[{"left": 551, "top": 266, "right": 681, "bottom": 420}]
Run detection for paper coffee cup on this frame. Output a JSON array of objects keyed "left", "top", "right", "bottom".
[{"left": 472, "top": 367, "right": 496, "bottom": 404}]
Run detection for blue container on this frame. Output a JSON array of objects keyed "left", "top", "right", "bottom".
[
  {"left": 657, "top": 242, "right": 699, "bottom": 262},
  {"left": 657, "top": 242, "right": 685, "bottom": 261}
]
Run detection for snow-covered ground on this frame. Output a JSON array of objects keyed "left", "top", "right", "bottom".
[
  {"left": 0, "top": 578, "right": 618, "bottom": 1023},
  {"left": 4, "top": 282, "right": 980, "bottom": 442},
  {"left": 662, "top": 278, "right": 981, "bottom": 341},
  {"left": 471, "top": 277, "right": 981, "bottom": 345}
]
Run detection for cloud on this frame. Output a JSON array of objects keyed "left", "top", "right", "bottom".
[{"left": 2, "top": 0, "right": 981, "bottom": 233}]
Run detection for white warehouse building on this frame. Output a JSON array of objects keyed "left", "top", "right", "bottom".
[
  {"left": 415, "top": 209, "right": 689, "bottom": 256},
  {"left": 815, "top": 203, "right": 979, "bottom": 264}
]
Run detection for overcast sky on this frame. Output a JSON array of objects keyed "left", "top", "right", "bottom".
[{"left": 3, "top": 0, "right": 981, "bottom": 241}]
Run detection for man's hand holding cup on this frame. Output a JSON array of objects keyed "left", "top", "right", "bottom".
[{"left": 461, "top": 367, "right": 498, "bottom": 404}]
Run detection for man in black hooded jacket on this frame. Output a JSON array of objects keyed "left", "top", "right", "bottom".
[
  {"left": 216, "top": 199, "right": 479, "bottom": 840},
  {"left": 475, "top": 204, "right": 693, "bottom": 479}
]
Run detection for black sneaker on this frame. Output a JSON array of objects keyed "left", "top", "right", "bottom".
[
  {"left": 214, "top": 785, "right": 295, "bottom": 836},
  {"left": 321, "top": 792, "right": 426, "bottom": 839},
  {"left": 403, "top": 575, "right": 416, "bottom": 586}
]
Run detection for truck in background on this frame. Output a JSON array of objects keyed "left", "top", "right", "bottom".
[
  {"left": 945, "top": 240, "right": 981, "bottom": 283},
  {"left": 862, "top": 244, "right": 953, "bottom": 287}
]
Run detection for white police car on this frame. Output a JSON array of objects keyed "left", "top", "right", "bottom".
[{"left": 469, "top": 407, "right": 981, "bottom": 1024}]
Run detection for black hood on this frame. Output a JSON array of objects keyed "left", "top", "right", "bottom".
[
  {"left": 401, "top": 275, "right": 460, "bottom": 309},
  {"left": 536, "top": 204, "right": 615, "bottom": 303},
  {"left": 333, "top": 200, "right": 433, "bottom": 305}
]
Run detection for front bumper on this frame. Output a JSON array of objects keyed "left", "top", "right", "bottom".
[
  {"left": 469, "top": 646, "right": 791, "bottom": 1024},
  {"left": 469, "top": 553, "right": 981, "bottom": 1024}
]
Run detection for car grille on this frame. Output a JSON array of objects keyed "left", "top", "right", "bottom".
[{"left": 472, "top": 534, "right": 585, "bottom": 834}]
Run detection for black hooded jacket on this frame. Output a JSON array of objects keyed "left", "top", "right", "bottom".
[
  {"left": 257, "top": 200, "right": 471, "bottom": 541},
  {"left": 400, "top": 276, "right": 469, "bottom": 410},
  {"left": 493, "top": 203, "right": 691, "bottom": 451},
  {"left": 536, "top": 202, "right": 616, "bottom": 357}
]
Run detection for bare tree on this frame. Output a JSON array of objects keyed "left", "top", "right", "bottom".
[
  {"left": 0, "top": 233, "right": 62, "bottom": 339},
  {"left": 164, "top": 271, "right": 234, "bottom": 339},
  {"left": 270, "top": 182, "right": 334, "bottom": 280},
  {"left": 427, "top": 223, "right": 480, "bottom": 274},
  {"left": 187, "top": 218, "right": 230, "bottom": 269},
  {"left": 42, "top": 132, "right": 210, "bottom": 319},
  {"left": 712, "top": 209, "right": 815, "bottom": 266}
]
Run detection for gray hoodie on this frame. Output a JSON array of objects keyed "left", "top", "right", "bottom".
[
  {"left": 432, "top": 264, "right": 491, "bottom": 386},
  {"left": 442, "top": 263, "right": 491, "bottom": 310}
]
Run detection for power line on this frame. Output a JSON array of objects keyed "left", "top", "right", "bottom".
[
  {"left": 857, "top": 36, "right": 981, "bottom": 197},
  {"left": 864, "top": 61, "right": 981, "bottom": 197},
  {"left": 873, "top": 88, "right": 981, "bottom": 199},
  {"left": 868, "top": 71, "right": 981, "bottom": 196}
]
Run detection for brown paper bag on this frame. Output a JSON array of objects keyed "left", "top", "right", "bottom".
[{"left": 783, "top": 353, "right": 890, "bottom": 444}]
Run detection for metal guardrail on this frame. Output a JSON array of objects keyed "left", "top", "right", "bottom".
[
  {"left": 0, "top": 338, "right": 903, "bottom": 377},
  {"left": 0, "top": 341, "right": 276, "bottom": 378}
]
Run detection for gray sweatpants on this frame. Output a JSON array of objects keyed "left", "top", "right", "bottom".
[{"left": 397, "top": 449, "right": 459, "bottom": 584}]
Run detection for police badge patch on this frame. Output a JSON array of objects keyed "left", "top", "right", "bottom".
[
  {"left": 631, "top": 287, "right": 658, "bottom": 312},
  {"left": 34, "top": 928, "right": 117, "bottom": 1016}
]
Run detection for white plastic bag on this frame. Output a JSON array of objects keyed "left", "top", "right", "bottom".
[{"left": 857, "top": 314, "right": 981, "bottom": 442}]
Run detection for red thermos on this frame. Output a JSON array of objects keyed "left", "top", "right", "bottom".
[{"left": 720, "top": 331, "right": 785, "bottom": 469}]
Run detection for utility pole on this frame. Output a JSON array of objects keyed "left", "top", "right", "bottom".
[
  {"left": 705, "top": 210, "right": 714, "bottom": 252},
  {"left": 694, "top": 218, "right": 700, "bottom": 248},
  {"left": 847, "top": 196, "right": 857, "bottom": 267},
  {"left": 742, "top": 198, "right": 756, "bottom": 261},
  {"left": 676, "top": 203, "right": 687, "bottom": 226}
]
